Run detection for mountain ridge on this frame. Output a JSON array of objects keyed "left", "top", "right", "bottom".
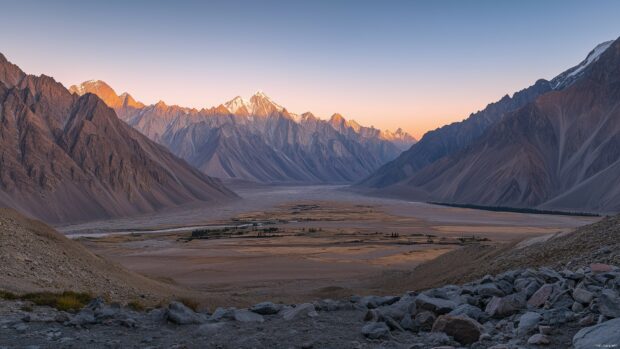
[
  {"left": 357, "top": 38, "right": 620, "bottom": 213},
  {"left": 70, "top": 82, "right": 416, "bottom": 183},
  {"left": 0, "top": 53, "right": 237, "bottom": 224}
]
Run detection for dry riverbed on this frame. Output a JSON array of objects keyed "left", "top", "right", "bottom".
[{"left": 73, "top": 186, "right": 597, "bottom": 309}]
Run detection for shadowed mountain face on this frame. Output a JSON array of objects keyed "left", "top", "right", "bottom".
[
  {"left": 358, "top": 39, "right": 620, "bottom": 213},
  {"left": 0, "top": 54, "right": 237, "bottom": 224},
  {"left": 358, "top": 40, "right": 614, "bottom": 190},
  {"left": 70, "top": 81, "right": 416, "bottom": 183}
]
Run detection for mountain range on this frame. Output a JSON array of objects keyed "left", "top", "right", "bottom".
[
  {"left": 357, "top": 39, "right": 620, "bottom": 213},
  {"left": 0, "top": 53, "right": 236, "bottom": 224},
  {"left": 69, "top": 82, "right": 416, "bottom": 183}
]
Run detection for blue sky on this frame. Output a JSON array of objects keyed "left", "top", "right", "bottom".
[{"left": 1, "top": 0, "right": 620, "bottom": 137}]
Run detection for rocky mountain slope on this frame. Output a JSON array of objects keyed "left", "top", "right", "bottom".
[
  {"left": 1, "top": 212, "right": 619, "bottom": 348},
  {"left": 0, "top": 53, "right": 236, "bottom": 224},
  {"left": 0, "top": 208, "right": 189, "bottom": 304},
  {"left": 70, "top": 81, "right": 416, "bottom": 183},
  {"left": 357, "top": 39, "right": 620, "bottom": 213}
]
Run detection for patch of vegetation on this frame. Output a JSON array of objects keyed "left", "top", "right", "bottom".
[
  {"left": 127, "top": 300, "right": 146, "bottom": 312},
  {"left": 178, "top": 297, "right": 200, "bottom": 311},
  {"left": 21, "top": 291, "right": 92, "bottom": 312},
  {"left": 428, "top": 202, "right": 600, "bottom": 217},
  {"left": 0, "top": 290, "right": 18, "bottom": 300}
]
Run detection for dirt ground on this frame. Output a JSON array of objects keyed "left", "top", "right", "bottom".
[{"left": 73, "top": 185, "right": 598, "bottom": 309}]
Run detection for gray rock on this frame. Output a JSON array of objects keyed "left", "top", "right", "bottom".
[
  {"left": 477, "top": 283, "right": 505, "bottom": 297},
  {"left": 400, "top": 313, "right": 417, "bottom": 331},
  {"left": 68, "top": 309, "right": 96, "bottom": 327},
  {"left": 516, "top": 312, "right": 541, "bottom": 336},
  {"left": 196, "top": 322, "right": 227, "bottom": 335},
  {"left": 572, "top": 288, "right": 594, "bottom": 304},
  {"left": 361, "top": 321, "right": 390, "bottom": 339},
  {"left": 416, "top": 293, "right": 457, "bottom": 315},
  {"left": 449, "top": 304, "right": 488, "bottom": 322},
  {"left": 359, "top": 295, "right": 399, "bottom": 309},
  {"left": 166, "top": 301, "right": 204, "bottom": 325},
  {"left": 527, "top": 284, "right": 554, "bottom": 308},
  {"left": 573, "top": 318, "right": 620, "bottom": 349},
  {"left": 415, "top": 311, "right": 436, "bottom": 330},
  {"left": 598, "top": 289, "right": 620, "bottom": 318},
  {"left": 281, "top": 303, "right": 318, "bottom": 321},
  {"left": 571, "top": 302, "right": 584, "bottom": 313},
  {"left": 377, "top": 295, "right": 416, "bottom": 321},
  {"left": 210, "top": 307, "right": 236, "bottom": 321},
  {"left": 249, "top": 302, "right": 283, "bottom": 315},
  {"left": 541, "top": 308, "right": 575, "bottom": 326},
  {"left": 485, "top": 294, "right": 525, "bottom": 318},
  {"left": 527, "top": 333, "right": 550, "bottom": 345},
  {"left": 432, "top": 314, "right": 484, "bottom": 345},
  {"left": 233, "top": 309, "right": 264, "bottom": 323}
]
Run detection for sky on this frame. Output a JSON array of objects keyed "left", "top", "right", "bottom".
[{"left": 1, "top": 0, "right": 620, "bottom": 139}]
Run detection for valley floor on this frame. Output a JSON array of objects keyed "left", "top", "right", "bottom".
[{"left": 59, "top": 184, "right": 596, "bottom": 308}]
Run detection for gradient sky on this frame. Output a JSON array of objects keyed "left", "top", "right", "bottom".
[{"left": 1, "top": 0, "right": 620, "bottom": 138}]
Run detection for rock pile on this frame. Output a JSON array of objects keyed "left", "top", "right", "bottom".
[
  {"left": 0, "top": 263, "right": 619, "bottom": 348},
  {"left": 357, "top": 263, "right": 620, "bottom": 348}
]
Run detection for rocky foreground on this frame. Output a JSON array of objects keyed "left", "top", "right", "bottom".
[{"left": 1, "top": 263, "right": 619, "bottom": 349}]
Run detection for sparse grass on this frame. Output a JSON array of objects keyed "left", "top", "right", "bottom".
[
  {"left": 21, "top": 291, "right": 91, "bottom": 312},
  {"left": 178, "top": 297, "right": 200, "bottom": 311},
  {"left": 0, "top": 290, "right": 18, "bottom": 300},
  {"left": 127, "top": 300, "right": 146, "bottom": 312}
]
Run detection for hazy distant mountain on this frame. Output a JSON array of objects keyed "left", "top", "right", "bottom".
[
  {"left": 358, "top": 38, "right": 620, "bottom": 212},
  {"left": 0, "top": 53, "right": 236, "bottom": 224},
  {"left": 70, "top": 82, "right": 416, "bottom": 183}
]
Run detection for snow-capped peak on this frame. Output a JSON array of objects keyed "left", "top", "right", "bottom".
[
  {"left": 224, "top": 96, "right": 252, "bottom": 114},
  {"left": 224, "top": 91, "right": 285, "bottom": 116},
  {"left": 551, "top": 40, "right": 614, "bottom": 90}
]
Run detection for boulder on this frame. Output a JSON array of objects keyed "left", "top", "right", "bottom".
[
  {"left": 431, "top": 315, "right": 484, "bottom": 345},
  {"left": 68, "top": 309, "right": 96, "bottom": 327},
  {"left": 233, "top": 309, "right": 264, "bottom": 323},
  {"left": 572, "top": 288, "right": 593, "bottom": 304},
  {"left": 590, "top": 263, "right": 614, "bottom": 273},
  {"left": 598, "top": 289, "right": 620, "bottom": 318},
  {"left": 527, "top": 284, "right": 554, "bottom": 308},
  {"left": 416, "top": 294, "right": 457, "bottom": 315},
  {"left": 573, "top": 318, "right": 620, "bottom": 349},
  {"left": 485, "top": 294, "right": 525, "bottom": 318},
  {"left": 476, "top": 284, "right": 505, "bottom": 297},
  {"left": 361, "top": 322, "right": 390, "bottom": 339},
  {"left": 516, "top": 312, "right": 541, "bottom": 336},
  {"left": 448, "top": 304, "right": 488, "bottom": 323},
  {"left": 250, "top": 302, "right": 283, "bottom": 315},
  {"left": 281, "top": 303, "right": 318, "bottom": 321},
  {"left": 359, "top": 296, "right": 399, "bottom": 309},
  {"left": 166, "top": 302, "right": 204, "bottom": 325},
  {"left": 527, "top": 333, "right": 550, "bottom": 345},
  {"left": 416, "top": 311, "right": 437, "bottom": 331},
  {"left": 210, "top": 307, "right": 236, "bottom": 321}
]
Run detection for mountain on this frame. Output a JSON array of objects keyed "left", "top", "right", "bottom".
[
  {"left": 0, "top": 207, "right": 188, "bottom": 303},
  {"left": 69, "top": 83, "right": 416, "bottom": 183},
  {"left": 358, "top": 38, "right": 620, "bottom": 213},
  {"left": 358, "top": 41, "right": 615, "bottom": 190},
  {"left": 0, "top": 53, "right": 237, "bottom": 224}
]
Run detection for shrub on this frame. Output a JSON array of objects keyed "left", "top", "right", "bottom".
[
  {"left": 127, "top": 300, "right": 146, "bottom": 312},
  {"left": 22, "top": 291, "right": 91, "bottom": 312},
  {"left": 178, "top": 297, "right": 200, "bottom": 311}
]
